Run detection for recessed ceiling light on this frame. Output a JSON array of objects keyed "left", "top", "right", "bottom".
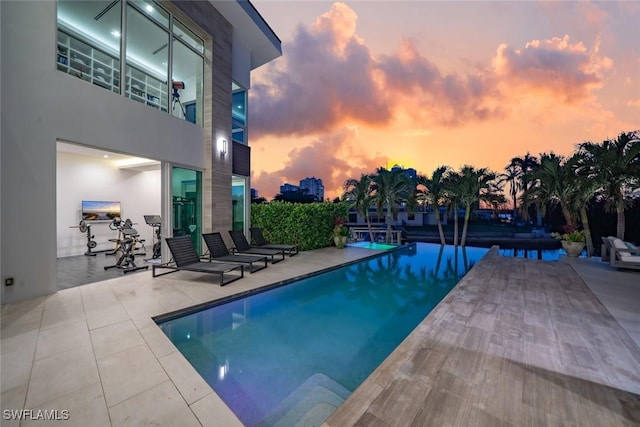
[
  {"left": 103, "top": 155, "right": 109, "bottom": 158},
  {"left": 111, "top": 30, "right": 120, "bottom": 38},
  {"left": 145, "top": 4, "right": 154, "bottom": 13}
]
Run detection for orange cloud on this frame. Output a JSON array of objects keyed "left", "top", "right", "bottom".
[
  {"left": 249, "top": 2, "right": 628, "bottom": 200},
  {"left": 493, "top": 35, "right": 613, "bottom": 103},
  {"left": 250, "top": 3, "right": 391, "bottom": 139}
]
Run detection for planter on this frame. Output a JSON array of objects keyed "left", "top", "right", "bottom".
[
  {"left": 334, "top": 236, "right": 347, "bottom": 249},
  {"left": 562, "top": 241, "right": 584, "bottom": 257}
]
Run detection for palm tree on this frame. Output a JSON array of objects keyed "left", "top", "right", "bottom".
[
  {"left": 522, "top": 153, "right": 575, "bottom": 228},
  {"left": 442, "top": 172, "right": 462, "bottom": 246},
  {"left": 566, "top": 153, "right": 600, "bottom": 257},
  {"left": 578, "top": 131, "right": 640, "bottom": 240},
  {"left": 343, "top": 174, "right": 375, "bottom": 242},
  {"left": 371, "top": 167, "right": 413, "bottom": 243},
  {"left": 454, "top": 166, "right": 499, "bottom": 247},
  {"left": 416, "top": 166, "right": 451, "bottom": 245},
  {"left": 510, "top": 153, "right": 540, "bottom": 225},
  {"left": 502, "top": 162, "right": 521, "bottom": 221}
]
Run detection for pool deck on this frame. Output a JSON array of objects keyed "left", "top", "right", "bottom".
[
  {"left": 1, "top": 246, "right": 639, "bottom": 426},
  {"left": 325, "top": 249, "right": 640, "bottom": 427}
]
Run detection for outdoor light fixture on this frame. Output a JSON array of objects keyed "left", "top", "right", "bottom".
[{"left": 219, "top": 139, "right": 228, "bottom": 157}]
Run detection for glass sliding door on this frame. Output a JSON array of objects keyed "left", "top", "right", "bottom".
[
  {"left": 172, "top": 166, "right": 202, "bottom": 253},
  {"left": 232, "top": 176, "right": 247, "bottom": 233}
]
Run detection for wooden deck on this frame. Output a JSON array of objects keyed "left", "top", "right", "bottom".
[{"left": 325, "top": 248, "right": 640, "bottom": 426}]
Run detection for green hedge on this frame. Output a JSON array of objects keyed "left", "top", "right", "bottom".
[{"left": 251, "top": 201, "right": 349, "bottom": 251}]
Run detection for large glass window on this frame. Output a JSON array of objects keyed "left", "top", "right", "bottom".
[
  {"left": 130, "top": 0, "right": 169, "bottom": 27},
  {"left": 171, "top": 37, "right": 203, "bottom": 125},
  {"left": 56, "top": 1, "right": 122, "bottom": 93},
  {"left": 56, "top": 1, "right": 205, "bottom": 126},
  {"left": 173, "top": 20, "right": 204, "bottom": 54},
  {"left": 232, "top": 82, "right": 247, "bottom": 143},
  {"left": 126, "top": 5, "right": 169, "bottom": 111}
]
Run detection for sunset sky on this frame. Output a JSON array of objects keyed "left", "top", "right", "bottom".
[{"left": 248, "top": 1, "right": 640, "bottom": 200}]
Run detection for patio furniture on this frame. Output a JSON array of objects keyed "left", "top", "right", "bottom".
[
  {"left": 609, "top": 237, "right": 640, "bottom": 271},
  {"left": 228, "top": 230, "right": 286, "bottom": 263},
  {"left": 250, "top": 227, "right": 299, "bottom": 257},
  {"left": 202, "top": 232, "right": 268, "bottom": 273},
  {"left": 601, "top": 236, "right": 613, "bottom": 262},
  {"left": 152, "top": 236, "right": 244, "bottom": 286}
]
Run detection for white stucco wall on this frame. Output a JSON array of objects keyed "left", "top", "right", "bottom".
[{"left": 1, "top": 1, "right": 205, "bottom": 303}]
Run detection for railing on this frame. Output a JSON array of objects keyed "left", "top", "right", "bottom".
[{"left": 350, "top": 227, "right": 403, "bottom": 244}]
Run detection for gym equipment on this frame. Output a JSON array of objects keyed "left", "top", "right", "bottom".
[
  {"left": 108, "top": 218, "right": 146, "bottom": 256},
  {"left": 69, "top": 220, "right": 98, "bottom": 256},
  {"left": 144, "top": 215, "right": 162, "bottom": 259},
  {"left": 104, "top": 227, "right": 149, "bottom": 274}
]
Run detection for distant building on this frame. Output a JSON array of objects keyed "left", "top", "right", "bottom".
[
  {"left": 250, "top": 188, "right": 259, "bottom": 199},
  {"left": 391, "top": 165, "right": 417, "bottom": 181},
  {"left": 280, "top": 183, "right": 299, "bottom": 193},
  {"left": 300, "top": 177, "right": 325, "bottom": 201}
]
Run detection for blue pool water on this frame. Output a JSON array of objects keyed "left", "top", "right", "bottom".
[
  {"left": 499, "top": 248, "right": 586, "bottom": 260},
  {"left": 158, "top": 243, "right": 488, "bottom": 426},
  {"left": 347, "top": 241, "right": 397, "bottom": 250}
]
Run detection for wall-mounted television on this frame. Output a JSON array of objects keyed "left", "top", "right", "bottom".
[{"left": 82, "top": 200, "right": 121, "bottom": 221}]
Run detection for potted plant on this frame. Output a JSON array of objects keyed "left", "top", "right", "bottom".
[
  {"left": 333, "top": 217, "right": 350, "bottom": 249},
  {"left": 552, "top": 225, "right": 585, "bottom": 257}
]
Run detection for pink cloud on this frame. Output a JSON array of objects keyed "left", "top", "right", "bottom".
[
  {"left": 493, "top": 35, "right": 612, "bottom": 103},
  {"left": 250, "top": 3, "right": 391, "bottom": 139},
  {"left": 376, "top": 39, "right": 504, "bottom": 126}
]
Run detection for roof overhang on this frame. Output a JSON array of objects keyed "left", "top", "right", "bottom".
[{"left": 212, "top": 0, "right": 282, "bottom": 70}]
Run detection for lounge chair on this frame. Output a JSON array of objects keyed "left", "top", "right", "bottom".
[
  {"left": 250, "top": 227, "right": 299, "bottom": 257},
  {"left": 153, "top": 236, "right": 244, "bottom": 286},
  {"left": 609, "top": 237, "right": 640, "bottom": 271},
  {"left": 601, "top": 236, "right": 613, "bottom": 262},
  {"left": 228, "top": 230, "right": 285, "bottom": 264},
  {"left": 202, "top": 232, "right": 268, "bottom": 273}
]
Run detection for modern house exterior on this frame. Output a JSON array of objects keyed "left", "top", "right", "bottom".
[{"left": 0, "top": 0, "right": 281, "bottom": 304}]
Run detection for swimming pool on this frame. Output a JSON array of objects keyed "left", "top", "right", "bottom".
[
  {"left": 499, "top": 247, "right": 587, "bottom": 260},
  {"left": 158, "top": 243, "right": 488, "bottom": 426},
  {"left": 347, "top": 241, "right": 397, "bottom": 250}
]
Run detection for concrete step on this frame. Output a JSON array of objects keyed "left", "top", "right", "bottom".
[{"left": 256, "top": 373, "right": 351, "bottom": 427}]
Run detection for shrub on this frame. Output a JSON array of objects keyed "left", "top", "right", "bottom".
[{"left": 251, "top": 201, "right": 349, "bottom": 250}]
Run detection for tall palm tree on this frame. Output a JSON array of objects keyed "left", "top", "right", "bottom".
[
  {"left": 454, "top": 166, "right": 499, "bottom": 247},
  {"left": 502, "top": 162, "right": 521, "bottom": 221},
  {"left": 371, "top": 167, "right": 413, "bottom": 243},
  {"left": 578, "top": 131, "right": 640, "bottom": 240},
  {"left": 566, "top": 153, "right": 600, "bottom": 257},
  {"left": 522, "top": 152, "right": 575, "bottom": 229},
  {"left": 416, "top": 166, "right": 451, "bottom": 245},
  {"left": 510, "top": 153, "right": 540, "bottom": 225},
  {"left": 343, "top": 174, "right": 375, "bottom": 242},
  {"left": 442, "top": 172, "right": 462, "bottom": 246}
]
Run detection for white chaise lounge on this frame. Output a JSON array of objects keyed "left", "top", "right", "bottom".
[{"left": 609, "top": 237, "right": 640, "bottom": 271}]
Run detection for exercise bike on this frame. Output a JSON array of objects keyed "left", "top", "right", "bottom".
[
  {"left": 107, "top": 218, "right": 146, "bottom": 256},
  {"left": 144, "top": 215, "right": 162, "bottom": 259},
  {"left": 104, "top": 227, "right": 149, "bottom": 274}
]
